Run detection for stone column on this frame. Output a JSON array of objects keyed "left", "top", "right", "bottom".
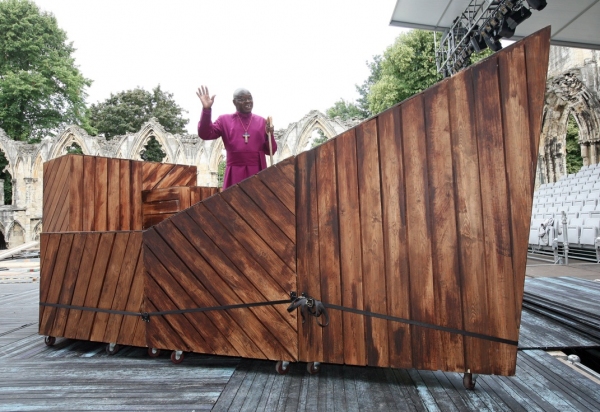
[
  {"left": 581, "top": 143, "right": 589, "bottom": 166},
  {"left": 590, "top": 142, "right": 597, "bottom": 165}
]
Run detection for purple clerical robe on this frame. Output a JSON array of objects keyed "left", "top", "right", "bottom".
[{"left": 198, "top": 108, "right": 277, "bottom": 189}]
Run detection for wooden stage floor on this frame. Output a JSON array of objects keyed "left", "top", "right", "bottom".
[{"left": 2, "top": 281, "right": 600, "bottom": 411}]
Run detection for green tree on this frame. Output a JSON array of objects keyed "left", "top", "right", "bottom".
[
  {"left": 0, "top": 0, "right": 92, "bottom": 142},
  {"left": 566, "top": 114, "right": 582, "bottom": 174},
  {"left": 89, "top": 85, "right": 188, "bottom": 139},
  {"left": 0, "top": 151, "right": 12, "bottom": 205},
  {"left": 368, "top": 30, "right": 442, "bottom": 114},
  {"left": 311, "top": 128, "right": 328, "bottom": 148},
  {"left": 217, "top": 159, "right": 226, "bottom": 187},
  {"left": 140, "top": 136, "right": 166, "bottom": 162},
  {"left": 326, "top": 99, "right": 364, "bottom": 121},
  {"left": 355, "top": 55, "right": 382, "bottom": 118},
  {"left": 66, "top": 142, "right": 83, "bottom": 154}
]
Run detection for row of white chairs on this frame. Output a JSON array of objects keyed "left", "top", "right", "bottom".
[
  {"left": 534, "top": 195, "right": 600, "bottom": 207},
  {"left": 537, "top": 184, "right": 600, "bottom": 196},
  {"left": 530, "top": 216, "right": 600, "bottom": 247}
]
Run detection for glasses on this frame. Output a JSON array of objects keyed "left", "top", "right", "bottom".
[{"left": 235, "top": 97, "right": 253, "bottom": 103}]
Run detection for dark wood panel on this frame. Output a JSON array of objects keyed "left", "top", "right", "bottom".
[
  {"left": 82, "top": 156, "right": 96, "bottom": 231},
  {"left": 68, "top": 155, "right": 83, "bottom": 231},
  {"left": 257, "top": 157, "right": 296, "bottom": 214},
  {"left": 119, "top": 159, "right": 131, "bottom": 231},
  {"left": 63, "top": 233, "right": 101, "bottom": 339},
  {"left": 315, "top": 140, "right": 343, "bottom": 364},
  {"left": 131, "top": 160, "right": 143, "bottom": 230},
  {"left": 423, "top": 84, "right": 465, "bottom": 372},
  {"left": 143, "top": 200, "right": 181, "bottom": 215},
  {"left": 94, "top": 157, "right": 108, "bottom": 232},
  {"left": 448, "top": 68, "right": 491, "bottom": 374},
  {"left": 103, "top": 232, "right": 142, "bottom": 343},
  {"left": 473, "top": 55, "right": 518, "bottom": 375},
  {"left": 401, "top": 95, "right": 439, "bottom": 371},
  {"left": 44, "top": 156, "right": 70, "bottom": 232},
  {"left": 155, "top": 165, "right": 196, "bottom": 189},
  {"left": 75, "top": 232, "right": 115, "bottom": 341},
  {"left": 38, "top": 233, "right": 61, "bottom": 332},
  {"left": 377, "top": 109, "right": 412, "bottom": 369},
  {"left": 118, "top": 245, "right": 146, "bottom": 347},
  {"left": 106, "top": 159, "right": 120, "bottom": 231},
  {"left": 335, "top": 129, "right": 366, "bottom": 366},
  {"left": 142, "top": 163, "right": 175, "bottom": 190},
  {"left": 356, "top": 119, "right": 389, "bottom": 368},
  {"left": 295, "top": 150, "right": 322, "bottom": 363}
]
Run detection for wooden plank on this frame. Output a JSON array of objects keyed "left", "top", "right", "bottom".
[
  {"left": 402, "top": 95, "right": 439, "bottom": 371},
  {"left": 448, "top": 68, "right": 491, "bottom": 375},
  {"left": 186, "top": 204, "right": 295, "bottom": 326},
  {"left": 103, "top": 232, "right": 142, "bottom": 343},
  {"left": 90, "top": 232, "right": 130, "bottom": 342},
  {"left": 42, "top": 158, "right": 57, "bottom": 210},
  {"left": 142, "top": 200, "right": 181, "bottom": 215},
  {"left": 315, "top": 140, "right": 343, "bottom": 364},
  {"left": 94, "top": 157, "right": 108, "bottom": 232},
  {"left": 50, "top": 232, "right": 87, "bottom": 337},
  {"left": 142, "top": 163, "right": 176, "bottom": 190},
  {"left": 39, "top": 234, "right": 74, "bottom": 335},
  {"left": 276, "top": 156, "right": 295, "bottom": 185},
  {"left": 142, "top": 187, "right": 183, "bottom": 203},
  {"left": 258, "top": 158, "right": 296, "bottom": 214},
  {"left": 117, "top": 244, "right": 145, "bottom": 347},
  {"left": 239, "top": 176, "right": 295, "bottom": 242},
  {"left": 356, "top": 118, "right": 389, "bottom": 368},
  {"left": 44, "top": 156, "right": 70, "bottom": 232},
  {"left": 75, "top": 232, "right": 115, "bottom": 341},
  {"left": 68, "top": 155, "right": 83, "bottom": 231},
  {"left": 155, "top": 165, "right": 196, "bottom": 189},
  {"left": 130, "top": 160, "right": 143, "bottom": 230},
  {"left": 499, "top": 44, "right": 533, "bottom": 327},
  {"left": 144, "top": 229, "right": 262, "bottom": 358},
  {"left": 190, "top": 187, "right": 203, "bottom": 205},
  {"left": 143, "top": 214, "right": 176, "bottom": 229},
  {"left": 42, "top": 157, "right": 63, "bottom": 230},
  {"left": 335, "top": 129, "right": 366, "bottom": 366},
  {"left": 220, "top": 187, "right": 295, "bottom": 271},
  {"left": 151, "top": 220, "right": 294, "bottom": 360},
  {"left": 82, "top": 156, "right": 96, "bottom": 231},
  {"left": 377, "top": 108, "right": 412, "bottom": 369},
  {"left": 202, "top": 196, "right": 295, "bottom": 289},
  {"left": 38, "top": 233, "right": 61, "bottom": 332},
  {"left": 142, "top": 244, "right": 221, "bottom": 354},
  {"left": 473, "top": 55, "right": 518, "bottom": 375},
  {"left": 119, "top": 159, "right": 131, "bottom": 230},
  {"left": 423, "top": 83, "right": 465, "bottom": 372},
  {"left": 63, "top": 233, "right": 101, "bottom": 339},
  {"left": 106, "top": 159, "right": 120, "bottom": 231},
  {"left": 295, "top": 150, "right": 322, "bottom": 363},
  {"left": 178, "top": 186, "right": 191, "bottom": 210}
]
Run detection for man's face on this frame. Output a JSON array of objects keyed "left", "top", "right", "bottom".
[{"left": 233, "top": 92, "right": 253, "bottom": 113}]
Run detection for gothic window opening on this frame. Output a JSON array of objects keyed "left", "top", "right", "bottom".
[
  {"left": 566, "top": 113, "right": 583, "bottom": 174},
  {"left": 0, "top": 150, "right": 12, "bottom": 205},
  {"left": 140, "top": 136, "right": 166, "bottom": 162}
]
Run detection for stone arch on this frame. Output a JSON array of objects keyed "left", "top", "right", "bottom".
[
  {"left": 208, "top": 139, "right": 225, "bottom": 173},
  {"left": 538, "top": 70, "right": 600, "bottom": 184},
  {"left": 131, "top": 120, "right": 176, "bottom": 163},
  {"left": 49, "top": 126, "right": 90, "bottom": 159},
  {"left": 6, "top": 220, "right": 25, "bottom": 248},
  {"left": 0, "top": 222, "right": 6, "bottom": 250},
  {"left": 295, "top": 115, "right": 338, "bottom": 152},
  {"left": 32, "top": 154, "right": 44, "bottom": 179},
  {"left": 33, "top": 220, "right": 42, "bottom": 241}
]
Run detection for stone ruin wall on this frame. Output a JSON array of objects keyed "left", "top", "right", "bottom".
[{"left": 0, "top": 111, "right": 358, "bottom": 248}]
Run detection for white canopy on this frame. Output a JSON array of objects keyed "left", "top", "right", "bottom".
[{"left": 390, "top": 0, "right": 600, "bottom": 50}]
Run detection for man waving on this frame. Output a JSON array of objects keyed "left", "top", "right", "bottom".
[{"left": 197, "top": 86, "right": 277, "bottom": 189}]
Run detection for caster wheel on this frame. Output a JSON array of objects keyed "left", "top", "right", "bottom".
[
  {"left": 306, "top": 362, "right": 320, "bottom": 375},
  {"left": 44, "top": 336, "right": 56, "bottom": 346},
  {"left": 147, "top": 347, "right": 161, "bottom": 358},
  {"left": 275, "top": 361, "right": 290, "bottom": 375},
  {"left": 105, "top": 343, "right": 120, "bottom": 355},
  {"left": 463, "top": 372, "right": 476, "bottom": 390},
  {"left": 171, "top": 351, "right": 184, "bottom": 364}
]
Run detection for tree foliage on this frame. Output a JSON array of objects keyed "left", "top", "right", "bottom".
[
  {"left": 140, "top": 136, "right": 166, "bottom": 162},
  {"left": 65, "top": 142, "right": 83, "bottom": 155},
  {"left": 326, "top": 99, "right": 364, "bottom": 121},
  {"left": 566, "top": 114, "right": 582, "bottom": 174},
  {"left": 0, "top": 151, "right": 12, "bottom": 205},
  {"left": 217, "top": 159, "right": 226, "bottom": 187},
  {"left": 368, "top": 30, "right": 441, "bottom": 114},
  {"left": 310, "top": 128, "right": 328, "bottom": 148},
  {"left": 0, "top": 0, "right": 91, "bottom": 142},
  {"left": 89, "top": 85, "right": 188, "bottom": 139}
]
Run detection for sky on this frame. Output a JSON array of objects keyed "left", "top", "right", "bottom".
[{"left": 32, "top": 0, "right": 407, "bottom": 134}]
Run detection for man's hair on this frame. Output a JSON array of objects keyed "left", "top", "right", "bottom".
[{"left": 233, "top": 88, "right": 251, "bottom": 99}]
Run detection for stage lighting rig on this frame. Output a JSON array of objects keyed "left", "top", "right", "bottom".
[{"left": 435, "top": 0, "right": 545, "bottom": 77}]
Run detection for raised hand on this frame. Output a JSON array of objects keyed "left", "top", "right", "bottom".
[{"left": 196, "top": 85, "right": 215, "bottom": 109}]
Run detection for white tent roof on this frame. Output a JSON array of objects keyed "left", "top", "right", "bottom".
[{"left": 390, "top": 0, "right": 600, "bottom": 50}]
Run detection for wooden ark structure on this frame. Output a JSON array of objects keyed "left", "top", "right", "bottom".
[{"left": 39, "top": 29, "right": 551, "bottom": 381}]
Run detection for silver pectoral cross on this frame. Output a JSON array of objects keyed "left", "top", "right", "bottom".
[{"left": 243, "top": 132, "right": 249, "bottom": 144}]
